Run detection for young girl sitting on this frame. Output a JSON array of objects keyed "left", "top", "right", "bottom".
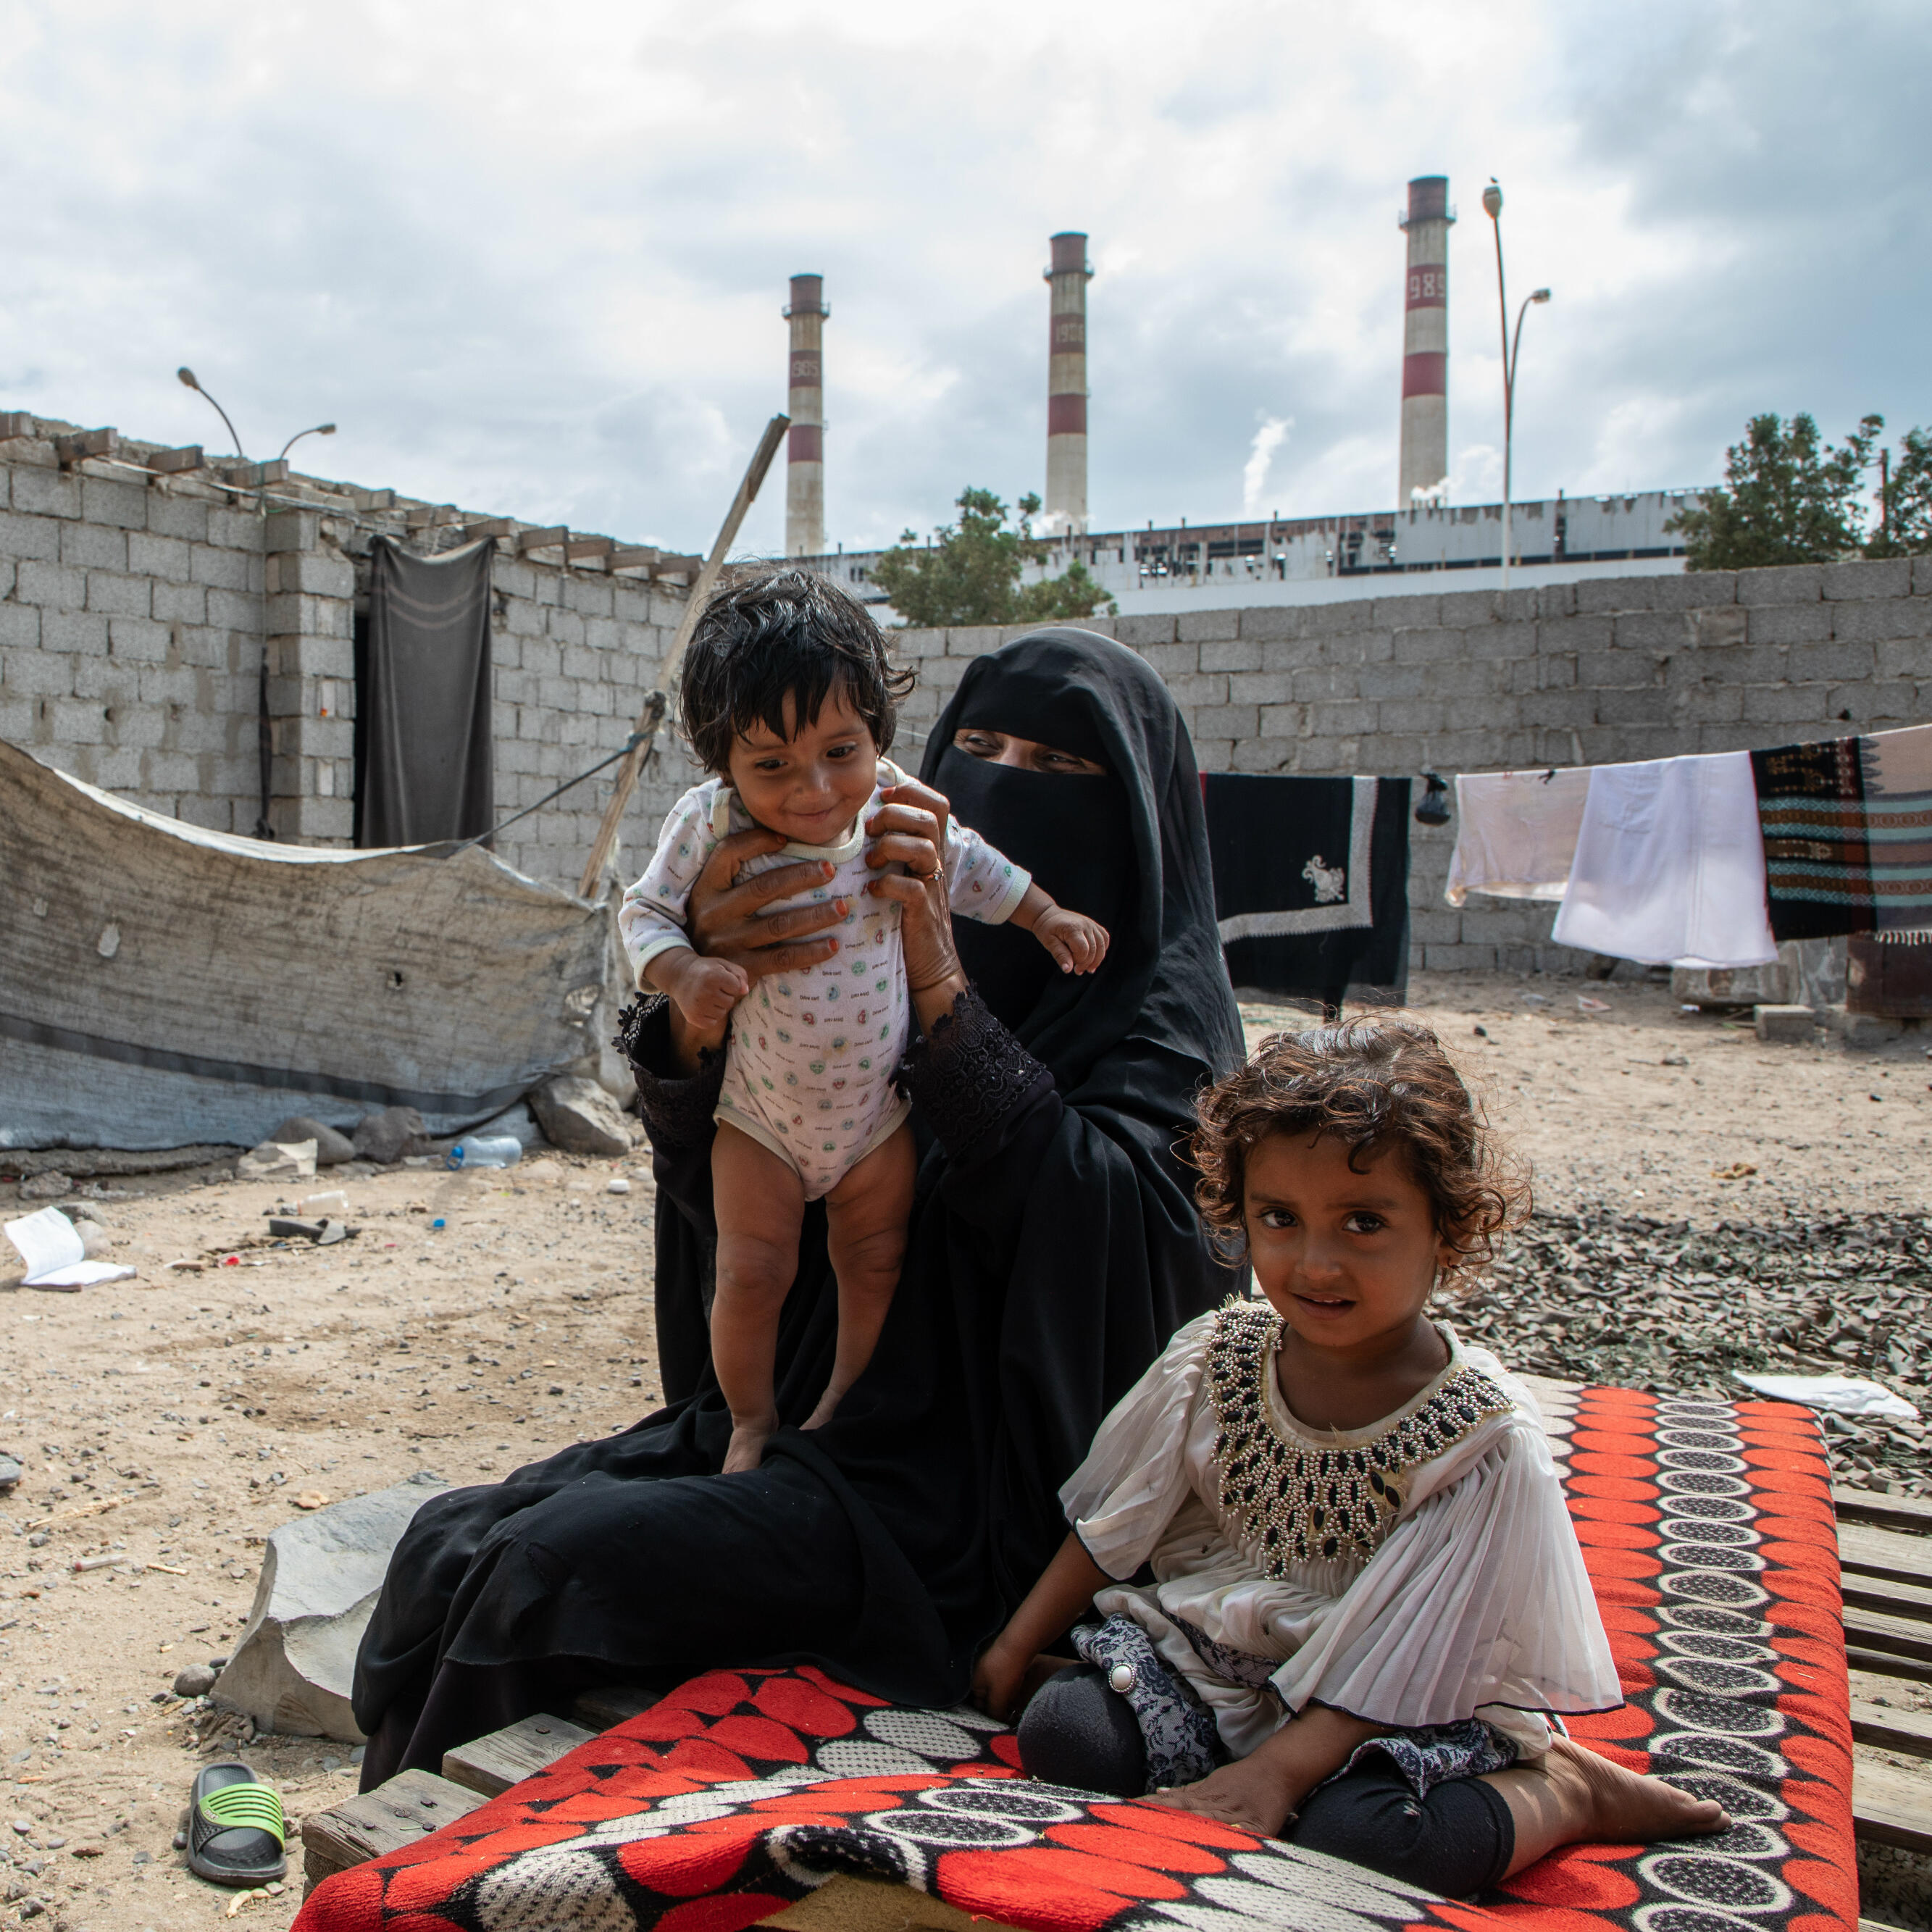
[
  {"left": 974, "top": 1018, "right": 1726, "bottom": 1897},
  {"left": 620, "top": 570, "right": 1108, "bottom": 1474}
]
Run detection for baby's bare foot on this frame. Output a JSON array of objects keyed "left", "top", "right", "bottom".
[
  {"left": 1550, "top": 1737, "right": 1729, "bottom": 1842},
  {"left": 722, "top": 1418, "right": 775, "bottom": 1473}
]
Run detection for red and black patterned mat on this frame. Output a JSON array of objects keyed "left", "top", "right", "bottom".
[{"left": 293, "top": 1391, "right": 1855, "bottom": 1932}]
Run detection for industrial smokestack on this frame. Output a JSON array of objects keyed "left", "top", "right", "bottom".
[
  {"left": 1397, "top": 177, "right": 1455, "bottom": 506},
  {"left": 785, "top": 273, "right": 827, "bottom": 557},
  {"left": 1043, "top": 233, "right": 1092, "bottom": 536}
]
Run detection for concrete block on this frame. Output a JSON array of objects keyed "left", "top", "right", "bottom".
[
  {"left": 151, "top": 580, "right": 209, "bottom": 624},
  {"left": 544, "top": 608, "right": 585, "bottom": 648},
  {"left": 1823, "top": 558, "right": 1910, "bottom": 600},
  {"left": 1652, "top": 571, "right": 1736, "bottom": 610},
  {"left": 582, "top": 616, "right": 623, "bottom": 657},
  {"left": 1185, "top": 703, "right": 1254, "bottom": 739},
  {"left": 1200, "top": 637, "right": 1263, "bottom": 671},
  {"left": 1357, "top": 662, "right": 1427, "bottom": 701},
  {"left": 1534, "top": 584, "right": 1578, "bottom": 619},
  {"left": 49, "top": 697, "right": 108, "bottom": 743},
  {"left": 141, "top": 664, "right": 209, "bottom": 710},
  {"left": 1595, "top": 687, "right": 1672, "bottom": 727},
  {"left": 0, "top": 509, "right": 60, "bottom": 562},
  {"left": 1114, "top": 613, "right": 1176, "bottom": 647},
  {"left": 79, "top": 474, "right": 148, "bottom": 530},
  {"left": 1915, "top": 554, "right": 1932, "bottom": 597},
  {"left": 1256, "top": 704, "right": 1308, "bottom": 737},
  {"left": 1237, "top": 605, "right": 1301, "bottom": 641},
  {"left": 1753, "top": 1004, "right": 1816, "bottom": 1043},
  {"left": 1305, "top": 701, "right": 1374, "bottom": 737},
  {"left": 1374, "top": 698, "right": 1446, "bottom": 735},
  {"left": 1876, "top": 637, "right": 1932, "bottom": 679},
  {"left": 17, "top": 559, "right": 86, "bottom": 609},
  {"left": 1575, "top": 576, "right": 1658, "bottom": 614},
  {"left": 1737, "top": 564, "right": 1822, "bottom": 606},
  {"left": 1785, "top": 638, "right": 1874, "bottom": 683},
  {"left": 1163, "top": 669, "right": 1229, "bottom": 706},
  {"left": 1746, "top": 687, "right": 1831, "bottom": 730},
  {"left": 1437, "top": 589, "right": 1500, "bottom": 627},
  {"left": 208, "top": 506, "right": 265, "bottom": 551},
  {"left": 1177, "top": 609, "right": 1237, "bottom": 645},
  {"left": 1423, "top": 942, "right": 1499, "bottom": 972},
  {"left": 1576, "top": 651, "right": 1647, "bottom": 690},
  {"left": 70, "top": 656, "right": 135, "bottom": 702},
  {"left": 1670, "top": 683, "right": 1746, "bottom": 724},
  {"left": 145, "top": 491, "right": 211, "bottom": 542},
  {"left": 1189, "top": 738, "right": 1235, "bottom": 771},
  {"left": 41, "top": 608, "right": 108, "bottom": 656},
  {"left": 141, "top": 750, "right": 201, "bottom": 791},
  {"left": 191, "top": 543, "right": 255, "bottom": 592},
  {"left": 267, "top": 550, "right": 355, "bottom": 598},
  {"left": 563, "top": 576, "right": 614, "bottom": 619},
  {"left": 1139, "top": 641, "right": 1199, "bottom": 678},
  {"left": 1421, "top": 658, "right": 1502, "bottom": 698},
  {"left": 209, "top": 587, "right": 265, "bottom": 631},
  {"left": 1828, "top": 679, "right": 1915, "bottom": 724},
  {"left": 506, "top": 597, "right": 546, "bottom": 639},
  {"left": 1747, "top": 602, "right": 1832, "bottom": 646},
  {"left": 944, "top": 624, "right": 1004, "bottom": 658},
  {"left": 60, "top": 520, "right": 130, "bottom": 572},
  {"left": 1831, "top": 598, "right": 1931, "bottom": 645},
  {"left": 125, "top": 530, "right": 192, "bottom": 582},
  {"left": 1229, "top": 737, "right": 1293, "bottom": 772},
  {"left": 1535, "top": 614, "right": 1615, "bottom": 653},
  {"left": 1689, "top": 605, "right": 1747, "bottom": 647},
  {"left": 1822, "top": 1005, "right": 1905, "bottom": 1049},
  {"left": 1375, "top": 595, "right": 1439, "bottom": 627},
  {"left": 106, "top": 616, "right": 170, "bottom": 662},
  {"left": 105, "top": 701, "right": 165, "bottom": 748},
  {"left": 0, "top": 602, "right": 41, "bottom": 651},
  {"left": 85, "top": 571, "right": 151, "bottom": 617},
  {"left": 1391, "top": 626, "right": 1468, "bottom": 666},
  {"left": 10, "top": 468, "right": 80, "bottom": 519},
  {"left": 1610, "top": 611, "right": 1686, "bottom": 652}
]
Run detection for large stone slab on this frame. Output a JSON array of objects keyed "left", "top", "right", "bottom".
[
  {"left": 212, "top": 1469, "right": 451, "bottom": 1741},
  {"left": 530, "top": 1074, "right": 632, "bottom": 1157}
]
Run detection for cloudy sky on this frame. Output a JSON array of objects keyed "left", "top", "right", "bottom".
[{"left": 1, "top": 1, "right": 1924, "bottom": 556}]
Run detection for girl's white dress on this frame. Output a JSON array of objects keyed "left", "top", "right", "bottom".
[{"left": 1062, "top": 1303, "right": 1622, "bottom": 1762}]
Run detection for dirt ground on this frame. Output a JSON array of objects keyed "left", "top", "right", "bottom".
[{"left": 0, "top": 965, "right": 1925, "bottom": 1930}]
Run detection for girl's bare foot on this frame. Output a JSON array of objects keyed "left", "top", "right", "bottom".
[
  {"left": 802, "top": 1380, "right": 850, "bottom": 1431},
  {"left": 722, "top": 1416, "right": 776, "bottom": 1473},
  {"left": 1492, "top": 1736, "right": 1730, "bottom": 1878}
]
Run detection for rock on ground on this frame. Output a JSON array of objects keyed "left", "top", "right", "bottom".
[
  {"left": 531, "top": 1076, "right": 632, "bottom": 1158},
  {"left": 268, "top": 1116, "right": 357, "bottom": 1166},
  {"left": 351, "top": 1106, "right": 427, "bottom": 1165},
  {"left": 212, "top": 1471, "right": 451, "bottom": 1741},
  {"left": 236, "top": 1139, "right": 317, "bottom": 1182}
]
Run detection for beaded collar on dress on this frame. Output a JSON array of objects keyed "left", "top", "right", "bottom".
[{"left": 1205, "top": 1298, "right": 1512, "bottom": 1575}]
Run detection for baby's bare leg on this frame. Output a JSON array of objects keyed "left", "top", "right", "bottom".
[
  {"left": 711, "top": 1122, "right": 807, "bottom": 1473},
  {"left": 807, "top": 1120, "right": 917, "bottom": 1431}
]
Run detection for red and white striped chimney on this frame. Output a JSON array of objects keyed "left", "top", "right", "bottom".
[
  {"left": 1397, "top": 177, "right": 1454, "bottom": 505},
  {"left": 1043, "top": 233, "right": 1092, "bottom": 535},
  {"left": 785, "top": 273, "right": 827, "bottom": 557}
]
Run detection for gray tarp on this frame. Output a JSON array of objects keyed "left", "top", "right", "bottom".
[
  {"left": 359, "top": 535, "right": 495, "bottom": 848},
  {"left": 0, "top": 740, "right": 609, "bottom": 1150}
]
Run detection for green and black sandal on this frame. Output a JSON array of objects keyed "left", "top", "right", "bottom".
[{"left": 186, "top": 1762, "right": 286, "bottom": 1888}]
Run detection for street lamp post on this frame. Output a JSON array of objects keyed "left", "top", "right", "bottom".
[
  {"left": 177, "top": 367, "right": 246, "bottom": 459},
  {"left": 1481, "top": 183, "right": 1550, "bottom": 593},
  {"left": 278, "top": 423, "right": 337, "bottom": 462}
]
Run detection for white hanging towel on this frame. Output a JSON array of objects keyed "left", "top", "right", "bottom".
[
  {"left": 1444, "top": 768, "right": 1592, "bottom": 906},
  {"left": 1551, "top": 750, "right": 1778, "bottom": 968}
]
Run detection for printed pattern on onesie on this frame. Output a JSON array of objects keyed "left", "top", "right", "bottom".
[{"left": 618, "top": 761, "right": 1029, "bottom": 1200}]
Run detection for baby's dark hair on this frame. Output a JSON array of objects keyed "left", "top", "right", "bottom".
[
  {"left": 1189, "top": 1016, "right": 1529, "bottom": 1284},
  {"left": 677, "top": 567, "right": 915, "bottom": 775}
]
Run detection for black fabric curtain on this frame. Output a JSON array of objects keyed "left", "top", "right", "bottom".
[
  {"left": 1204, "top": 771, "right": 1412, "bottom": 1011},
  {"left": 359, "top": 537, "right": 495, "bottom": 848}
]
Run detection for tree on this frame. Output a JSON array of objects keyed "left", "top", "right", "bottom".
[
  {"left": 1668, "top": 411, "right": 1881, "bottom": 569},
  {"left": 869, "top": 488, "right": 1116, "bottom": 627},
  {"left": 1865, "top": 425, "right": 1932, "bottom": 559}
]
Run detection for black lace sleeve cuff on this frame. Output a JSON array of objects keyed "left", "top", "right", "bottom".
[
  {"left": 614, "top": 995, "right": 725, "bottom": 1152},
  {"left": 897, "top": 985, "right": 1053, "bottom": 1162}
]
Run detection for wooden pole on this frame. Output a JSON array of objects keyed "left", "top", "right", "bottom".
[{"left": 576, "top": 414, "right": 790, "bottom": 900}]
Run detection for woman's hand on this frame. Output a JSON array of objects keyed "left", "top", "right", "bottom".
[
  {"left": 664, "top": 829, "right": 849, "bottom": 1071},
  {"left": 865, "top": 777, "right": 968, "bottom": 1032}
]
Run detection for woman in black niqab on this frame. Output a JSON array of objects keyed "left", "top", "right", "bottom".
[{"left": 351, "top": 627, "right": 1244, "bottom": 1783}]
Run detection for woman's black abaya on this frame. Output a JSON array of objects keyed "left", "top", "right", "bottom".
[{"left": 351, "top": 627, "right": 1245, "bottom": 1785}]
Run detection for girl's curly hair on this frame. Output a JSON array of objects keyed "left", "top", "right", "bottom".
[{"left": 1189, "top": 1017, "right": 1529, "bottom": 1285}]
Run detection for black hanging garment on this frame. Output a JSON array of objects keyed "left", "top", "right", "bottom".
[
  {"left": 1203, "top": 772, "right": 1411, "bottom": 1010},
  {"left": 358, "top": 536, "right": 495, "bottom": 848}
]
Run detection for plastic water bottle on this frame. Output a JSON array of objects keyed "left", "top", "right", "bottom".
[{"left": 447, "top": 1135, "right": 522, "bottom": 1170}]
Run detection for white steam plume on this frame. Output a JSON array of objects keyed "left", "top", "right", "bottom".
[{"left": 1242, "top": 416, "right": 1292, "bottom": 517}]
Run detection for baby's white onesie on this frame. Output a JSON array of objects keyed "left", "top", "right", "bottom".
[{"left": 619, "top": 761, "right": 1030, "bottom": 1199}]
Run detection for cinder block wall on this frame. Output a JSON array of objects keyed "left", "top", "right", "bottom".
[
  {"left": 0, "top": 426, "right": 692, "bottom": 898},
  {"left": 893, "top": 556, "right": 1932, "bottom": 974}
]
